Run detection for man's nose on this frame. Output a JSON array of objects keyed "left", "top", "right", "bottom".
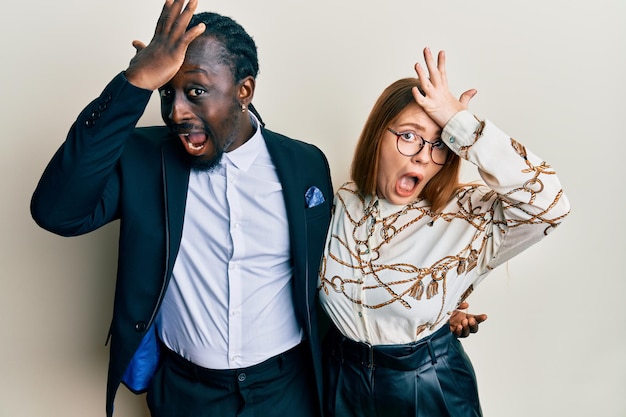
[{"left": 168, "top": 96, "right": 192, "bottom": 123}]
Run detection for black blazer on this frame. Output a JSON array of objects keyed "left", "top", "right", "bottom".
[{"left": 31, "top": 73, "right": 333, "bottom": 417}]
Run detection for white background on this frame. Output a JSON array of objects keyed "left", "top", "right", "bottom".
[{"left": 1, "top": 0, "right": 624, "bottom": 416}]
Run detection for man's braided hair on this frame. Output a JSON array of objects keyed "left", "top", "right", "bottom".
[{"left": 188, "top": 12, "right": 264, "bottom": 126}]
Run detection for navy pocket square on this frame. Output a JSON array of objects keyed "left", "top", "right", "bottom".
[{"left": 305, "top": 186, "right": 325, "bottom": 208}]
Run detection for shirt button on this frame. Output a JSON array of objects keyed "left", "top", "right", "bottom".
[
  {"left": 449, "top": 137, "right": 456, "bottom": 143},
  {"left": 358, "top": 312, "right": 363, "bottom": 317},
  {"left": 238, "top": 373, "right": 246, "bottom": 382}
]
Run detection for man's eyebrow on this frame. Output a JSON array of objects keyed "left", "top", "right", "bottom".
[{"left": 183, "top": 68, "right": 209, "bottom": 75}]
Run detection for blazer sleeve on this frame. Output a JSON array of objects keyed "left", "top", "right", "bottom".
[{"left": 31, "top": 72, "right": 153, "bottom": 236}]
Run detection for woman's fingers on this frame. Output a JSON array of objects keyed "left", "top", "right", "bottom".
[{"left": 459, "top": 89, "right": 478, "bottom": 106}]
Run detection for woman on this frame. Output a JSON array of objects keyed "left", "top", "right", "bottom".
[{"left": 319, "top": 48, "right": 570, "bottom": 417}]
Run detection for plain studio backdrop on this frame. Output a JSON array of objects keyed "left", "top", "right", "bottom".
[{"left": 1, "top": 0, "right": 624, "bottom": 416}]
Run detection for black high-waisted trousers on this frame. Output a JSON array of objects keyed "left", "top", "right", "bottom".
[{"left": 323, "top": 324, "right": 483, "bottom": 417}]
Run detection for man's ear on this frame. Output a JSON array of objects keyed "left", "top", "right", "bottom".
[{"left": 238, "top": 76, "right": 255, "bottom": 106}]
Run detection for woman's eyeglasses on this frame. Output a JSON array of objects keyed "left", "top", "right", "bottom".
[{"left": 387, "top": 128, "right": 449, "bottom": 165}]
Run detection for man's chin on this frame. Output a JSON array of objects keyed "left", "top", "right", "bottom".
[{"left": 190, "top": 151, "right": 224, "bottom": 172}]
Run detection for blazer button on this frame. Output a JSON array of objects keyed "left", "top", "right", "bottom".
[
  {"left": 97, "top": 102, "right": 107, "bottom": 111},
  {"left": 85, "top": 119, "right": 95, "bottom": 127},
  {"left": 134, "top": 321, "right": 147, "bottom": 332}
]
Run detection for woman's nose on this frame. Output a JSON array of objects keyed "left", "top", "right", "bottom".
[{"left": 411, "top": 144, "right": 431, "bottom": 164}]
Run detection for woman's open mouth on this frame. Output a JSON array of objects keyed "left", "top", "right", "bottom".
[{"left": 396, "top": 174, "right": 420, "bottom": 197}]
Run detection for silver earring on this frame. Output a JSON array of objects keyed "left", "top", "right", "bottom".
[{"left": 241, "top": 103, "right": 247, "bottom": 112}]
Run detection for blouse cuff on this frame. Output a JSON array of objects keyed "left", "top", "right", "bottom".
[{"left": 441, "top": 110, "right": 483, "bottom": 153}]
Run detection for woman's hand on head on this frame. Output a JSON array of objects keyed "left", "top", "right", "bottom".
[{"left": 412, "top": 47, "right": 477, "bottom": 128}]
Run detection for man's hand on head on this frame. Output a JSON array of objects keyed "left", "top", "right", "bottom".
[{"left": 125, "top": 0, "right": 206, "bottom": 91}]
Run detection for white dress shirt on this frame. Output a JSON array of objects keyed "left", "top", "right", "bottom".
[{"left": 158, "top": 116, "right": 302, "bottom": 369}]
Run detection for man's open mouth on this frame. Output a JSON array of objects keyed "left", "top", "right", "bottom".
[{"left": 180, "top": 132, "right": 209, "bottom": 151}]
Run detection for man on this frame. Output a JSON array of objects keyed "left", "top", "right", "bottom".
[{"left": 31, "top": 1, "right": 485, "bottom": 416}]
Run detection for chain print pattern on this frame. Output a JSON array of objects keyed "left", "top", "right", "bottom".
[{"left": 320, "top": 136, "right": 568, "bottom": 337}]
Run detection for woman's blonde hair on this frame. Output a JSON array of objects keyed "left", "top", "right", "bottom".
[{"left": 350, "top": 78, "right": 462, "bottom": 213}]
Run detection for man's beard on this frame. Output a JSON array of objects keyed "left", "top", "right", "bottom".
[
  {"left": 190, "top": 148, "right": 225, "bottom": 172},
  {"left": 176, "top": 101, "right": 245, "bottom": 173},
  {"left": 184, "top": 118, "right": 236, "bottom": 172}
]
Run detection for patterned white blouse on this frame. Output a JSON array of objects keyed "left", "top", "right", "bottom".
[{"left": 318, "top": 110, "right": 570, "bottom": 345}]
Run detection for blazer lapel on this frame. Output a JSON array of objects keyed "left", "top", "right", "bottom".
[
  {"left": 161, "top": 139, "right": 191, "bottom": 277},
  {"left": 263, "top": 131, "right": 310, "bottom": 323},
  {"left": 264, "top": 131, "right": 305, "bottom": 242}
]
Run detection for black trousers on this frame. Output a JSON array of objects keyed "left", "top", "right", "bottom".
[
  {"left": 323, "top": 325, "right": 482, "bottom": 417},
  {"left": 147, "top": 343, "right": 319, "bottom": 417}
]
